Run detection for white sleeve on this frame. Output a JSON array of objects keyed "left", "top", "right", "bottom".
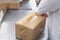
[{"left": 37, "top": 0, "right": 60, "bottom": 14}]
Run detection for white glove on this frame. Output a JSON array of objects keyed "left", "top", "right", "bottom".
[{"left": 32, "top": 7, "right": 39, "bottom": 13}]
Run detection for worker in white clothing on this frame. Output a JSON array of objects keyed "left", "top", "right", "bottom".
[{"left": 34, "top": 0, "right": 60, "bottom": 40}]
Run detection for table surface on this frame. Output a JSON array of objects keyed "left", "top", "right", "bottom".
[{"left": 0, "top": 0, "right": 48, "bottom": 40}]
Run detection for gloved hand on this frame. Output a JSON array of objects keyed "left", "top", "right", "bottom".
[
  {"left": 32, "top": 7, "right": 39, "bottom": 13},
  {"left": 32, "top": 7, "right": 48, "bottom": 17}
]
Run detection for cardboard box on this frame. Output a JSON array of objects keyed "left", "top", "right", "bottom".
[
  {"left": 0, "top": 3, "right": 7, "bottom": 10},
  {"left": 0, "top": 0, "right": 6, "bottom": 9},
  {"left": 16, "top": 12, "right": 46, "bottom": 40},
  {"left": 7, "top": 3, "right": 20, "bottom": 9},
  {"left": 0, "top": 0, "right": 20, "bottom": 9},
  {"left": 7, "top": 0, "right": 20, "bottom": 9}
]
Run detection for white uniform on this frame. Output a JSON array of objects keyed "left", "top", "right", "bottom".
[{"left": 35, "top": 0, "right": 60, "bottom": 40}]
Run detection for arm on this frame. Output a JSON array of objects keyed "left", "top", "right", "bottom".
[{"left": 37, "top": 0, "right": 60, "bottom": 14}]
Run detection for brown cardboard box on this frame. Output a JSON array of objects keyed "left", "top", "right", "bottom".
[
  {"left": 7, "top": 3, "right": 20, "bottom": 9},
  {"left": 0, "top": 3, "right": 7, "bottom": 10},
  {"left": 16, "top": 12, "right": 46, "bottom": 40},
  {"left": 0, "top": 0, "right": 20, "bottom": 9},
  {"left": 7, "top": 0, "right": 20, "bottom": 9}
]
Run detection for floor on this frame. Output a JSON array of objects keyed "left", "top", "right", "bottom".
[{"left": 0, "top": 0, "right": 48, "bottom": 40}]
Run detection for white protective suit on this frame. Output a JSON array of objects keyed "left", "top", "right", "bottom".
[{"left": 34, "top": 0, "right": 60, "bottom": 40}]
